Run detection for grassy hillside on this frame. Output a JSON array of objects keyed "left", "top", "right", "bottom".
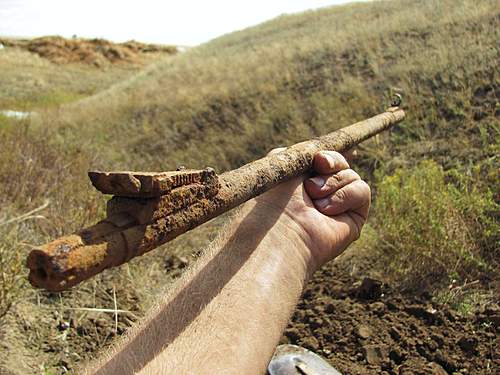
[
  {"left": 0, "top": 37, "right": 176, "bottom": 110},
  {"left": 0, "top": 0, "right": 498, "bottom": 372}
]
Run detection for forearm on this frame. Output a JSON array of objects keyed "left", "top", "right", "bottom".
[
  {"left": 141, "top": 201, "right": 313, "bottom": 374},
  {"left": 88, "top": 200, "right": 313, "bottom": 374},
  {"left": 88, "top": 150, "right": 369, "bottom": 374}
]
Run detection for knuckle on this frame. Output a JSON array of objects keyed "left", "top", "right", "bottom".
[
  {"left": 340, "top": 169, "right": 360, "bottom": 182},
  {"left": 355, "top": 179, "right": 371, "bottom": 195},
  {"left": 326, "top": 173, "right": 341, "bottom": 187},
  {"left": 363, "top": 182, "right": 372, "bottom": 198},
  {"left": 335, "top": 188, "right": 348, "bottom": 201},
  {"left": 349, "top": 169, "right": 361, "bottom": 180}
]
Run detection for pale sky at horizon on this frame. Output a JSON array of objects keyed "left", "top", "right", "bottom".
[{"left": 0, "top": 0, "right": 367, "bottom": 46}]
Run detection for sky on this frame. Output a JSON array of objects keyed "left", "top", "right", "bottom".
[{"left": 0, "top": 0, "right": 364, "bottom": 46}]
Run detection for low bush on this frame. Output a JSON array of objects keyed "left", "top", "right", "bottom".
[{"left": 373, "top": 160, "right": 496, "bottom": 291}]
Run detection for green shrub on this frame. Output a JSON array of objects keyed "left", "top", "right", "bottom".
[{"left": 373, "top": 160, "right": 493, "bottom": 291}]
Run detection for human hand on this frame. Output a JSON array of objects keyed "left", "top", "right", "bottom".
[{"left": 256, "top": 150, "right": 371, "bottom": 272}]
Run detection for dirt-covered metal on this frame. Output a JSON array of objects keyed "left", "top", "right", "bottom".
[
  {"left": 27, "top": 108, "right": 405, "bottom": 291},
  {"left": 88, "top": 168, "right": 217, "bottom": 197}
]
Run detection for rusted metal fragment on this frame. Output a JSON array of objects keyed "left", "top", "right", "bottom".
[
  {"left": 88, "top": 168, "right": 217, "bottom": 197},
  {"left": 27, "top": 108, "right": 406, "bottom": 291},
  {"left": 107, "top": 181, "right": 220, "bottom": 224},
  {"left": 26, "top": 212, "right": 140, "bottom": 291}
]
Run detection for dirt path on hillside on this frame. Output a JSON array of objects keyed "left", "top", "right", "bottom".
[{"left": 281, "top": 251, "right": 499, "bottom": 374}]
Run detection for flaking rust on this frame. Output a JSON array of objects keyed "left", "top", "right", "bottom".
[
  {"left": 27, "top": 108, "right": 406, "bottom": 291},
  {"left": 88, "top": 168, "right": 217, "bottom": 197},
  {"left": 107, "top": 180, "right": 221, "bottom": 224},
  {"left": 28, "top": 168, "right": 220, "bottom": 291}
]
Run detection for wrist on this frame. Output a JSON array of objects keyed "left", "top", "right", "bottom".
[{"left": 239, "top": 200, "right": 318, "bottom": 279}]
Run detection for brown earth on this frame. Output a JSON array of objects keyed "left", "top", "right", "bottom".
[
  {"left": 281, "top": 252, "right": 499, "bottom": 375},
  {"left": 19, "top": 249, "right": 497, "bottom": 374},
  {"left": 6, "top": 223, "right": 497, "bottom": 375},
  {"left": 0, "top": 36, "right": 177, "bottom": 66}
]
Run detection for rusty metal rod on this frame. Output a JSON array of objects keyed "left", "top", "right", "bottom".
[{"left": 27, "top": 107, "right": 405, "bottom": 291}]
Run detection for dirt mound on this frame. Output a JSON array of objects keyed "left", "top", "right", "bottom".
[
  {"left": 0, "top": 36, "right": 177, "bottom": 66},
  {"left": 281, "top": 259, "right": 499, "bottom": 374}
]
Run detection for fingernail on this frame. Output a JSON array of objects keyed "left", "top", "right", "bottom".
[
  {"left": 309, "top": 176, "right": 325, "bottom": 188},
  {"left": 315, "top": 198, "right": 329, "bottom": 210},
  {"left": 322, "top": 152, "right": 336, "bottom": 169}
]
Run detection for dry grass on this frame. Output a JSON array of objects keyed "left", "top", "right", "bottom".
[
  {"left": 0, "top": 0, "right": 498, "bottom": 372},
  {"left": 0, "top": 45, "right": 172, "bottom": 110}
]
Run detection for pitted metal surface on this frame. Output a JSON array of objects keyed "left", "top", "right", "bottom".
[{"left": 27, "top": 109, "right": 405, "bottom": 291}]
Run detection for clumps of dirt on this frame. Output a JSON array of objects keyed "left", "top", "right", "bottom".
[
  {"left": 282, "top": 262, "right": 499, "bottom": 374},
  {"left": 0, "top": 36, "right": 177, "bottom": 66}
]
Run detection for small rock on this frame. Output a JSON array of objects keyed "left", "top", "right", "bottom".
[
  {"left": 362, "top": 344, "right": 389, "bottom": 365},
  {"left": 404, "top": 305, "right": 443, "bottom": 324},
  {"left": 356, "top": 324, "right": 372, "bottom": 340},
  {"left": 431, "top": 333, "right": 444, "bottom": 348},
  {"left": 457, "top": 335, "right": 478, "bottom": 353},
  {"left": 428, "top": 362, "right": 448, "bottom": 375},
  {"left": 58, "top": 321, "right": 70, "bottom": 331},
  {"left": 285, "top": 329, "right": 300, "bottom": 343},
  {"left": 389, "top": 348, "right": 406, "bottom": 364},
  {"left": 309, "top": 317, "right": 324, "bottom": 330},
  {"left": 370, "top": 302, "right": 386, "bottom": 315},
  {"left": 324, "top": 303, "right": 335, "bottom": 314},
  {"left": 357, "top": 277, "right": 383, "bottom": 300},
  {"left": 389, "top": 326, "right": 402, "bottom": 341}
]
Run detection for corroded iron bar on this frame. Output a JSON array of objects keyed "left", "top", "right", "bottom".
[{"left": 27, "top": 108, "right": 405, "bottom": 291}]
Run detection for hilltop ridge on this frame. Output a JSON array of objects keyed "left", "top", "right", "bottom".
[{"left": 0, "top": 36, "right": 177, "bottom": 66}]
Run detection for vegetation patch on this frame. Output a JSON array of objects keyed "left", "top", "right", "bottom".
[{"left": 373, "top": 160, "right": 496, "bottom": 291}]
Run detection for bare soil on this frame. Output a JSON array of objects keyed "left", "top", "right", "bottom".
[
  {"left": 281, "top": 252, "right": 499, "bottom": 374},
  {"left": 0, "top": 36, "right": 177, "bottom": 66},
  {"left": 4, "top": 243, "right": 498, "bottom": 374}
]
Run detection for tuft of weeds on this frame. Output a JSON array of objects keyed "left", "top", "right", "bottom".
[
  {"left": 0, "top": 203, "right": 48, "bottom": 321},
  {"left": 435, "top": 282, "right": 495, "bottom": 317},
  {"left": 373, "top": 160, "right": 496, "bottom": 292},
  {"left": 0, "top": 222, "right": 25, "bottom": 322}
]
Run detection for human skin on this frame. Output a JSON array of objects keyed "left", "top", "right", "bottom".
[{"left": 86, "top": 150, "right": 370, "bottom": 375}]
